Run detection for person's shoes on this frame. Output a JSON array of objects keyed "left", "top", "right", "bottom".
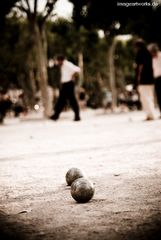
[
  {"left": 144, "top": 116, "right": 154, "bottom": 121},
  {"left": 74, "top": 116, "right": 81, "bottom": 121},
  {"left": 49, "top": 114, "right": 59, "bottom": 121}
]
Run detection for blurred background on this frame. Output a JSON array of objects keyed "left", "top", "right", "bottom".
[{"left": 0, "top": 0, "right": 161, "bottom": 120}]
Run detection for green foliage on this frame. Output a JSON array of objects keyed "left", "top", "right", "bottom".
[
  {"left": 48, "top": 20, "right": 108, "bottom": 72},
  {"left": 69, "top": 0, "right": 161, "bottom": 44},
  {"left": 0, "top": 15, "right": 135, "bottom": 107},
  {"left": 0, "top": 15, "right": 21, "bottom": 89},
  {"left": 0, "top": 0, "right": 19, "bottom": 28},
  {"left": 115, "top": 41, "right": 135, "bottom": 89},
  {"left": 150, "top": 6, "right": 161, "bottom": 44},
  {"left": 47, "top": 19, "right": 110, "bottom": 107},
  {"left": 0, "top": 16, "right": 35, "bottom": 90}
]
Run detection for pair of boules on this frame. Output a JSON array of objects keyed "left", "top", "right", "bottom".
[{"left": 65, "top": 167, "right": 95, "bottom": 203}]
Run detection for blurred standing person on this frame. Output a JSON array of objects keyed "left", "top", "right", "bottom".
[
  {"left": 148, "top": 43, "right": 161, "bottom": 118},
  {"left": 134, "top": 39, "right": 156, "bottom": 121},
  {"left": 50, "top": 56, "right": 81, "bottom": 121}
]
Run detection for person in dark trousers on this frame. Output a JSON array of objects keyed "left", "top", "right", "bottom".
[
  {"left": 148, "top": 43, "right": 161, "bottom": 118},
  {"left": 50, "top": 56, "right": 81, "bottom": 121},
  {"left": 134, "top": 39, "right": 156, "bottom": 121}
]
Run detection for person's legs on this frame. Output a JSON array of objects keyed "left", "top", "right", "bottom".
[
  {"left": 0, "top": 112, "right": 4, "bottom": 124},
  {"left": 67, "top": 81, "right": 80, "bottom": 121},
  {"left": 50, "top": 85, "right": 67, "bottom": 120},
  {"left": 0, "top": 100, "right": 9, "bottom": 124},
  {"left": 155, "top": 77, "right": 161, "bottom": 114},
  {"left": 138, "top": 85, "right": 156, "bottom": 120}
]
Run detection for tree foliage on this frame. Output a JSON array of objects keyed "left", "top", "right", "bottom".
[
  {"left": 0, "top": 0, "right": 19, "bottom": 24},
  {"left": 69, "top": 0, "right": 161, "bottom": 43},
  {"left": 47, "top": 18, "right": 135, "bottom": 107}
]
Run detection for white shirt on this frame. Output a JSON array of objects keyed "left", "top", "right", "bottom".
[
  {"left": 152, "top": 52, "right": 161, "bottom": 78},
  {"left": 61, "top": 60, "right": 81, "bottom": 83}
]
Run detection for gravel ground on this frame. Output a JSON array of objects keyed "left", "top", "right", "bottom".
[{"left": 0, "top": 109, "right": 161, "bottom": 240}]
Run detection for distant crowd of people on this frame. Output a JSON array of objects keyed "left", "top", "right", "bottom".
[{"left": 0, "top": 90, "right": 27, "bottom": 124}]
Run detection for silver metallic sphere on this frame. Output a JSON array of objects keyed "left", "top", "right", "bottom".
[
  {"left": 71, "top": 178, "right": 95, "bottom": 203},
  {"left": 65, "top": 168, "right": 84, "bottom": 186}
]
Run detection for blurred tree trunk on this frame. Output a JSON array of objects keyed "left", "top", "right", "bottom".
[
  {"left": 24, "top": 20, "right": 48, "bottom": 116},
  {"left": 14, "top": 0, "right": 58, "bottom": 117},
  {"left": 108, "top": 38, "right": 117, "bottom": 110},
  {"left": 78, "top": 51, "right": 84, "bottom": 87},
  {"left": 17, "top": 73, "right": 35, "bottom": 108},
  {"left": 27, "top": 57, "right": 37, "bottom": 107},
  {"left": 34, "top": 23, "right": 49, "bottom": 117}
]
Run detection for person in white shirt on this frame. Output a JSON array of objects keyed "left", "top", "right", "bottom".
[
  {"left": 148, "top": 43, "right": 161, "bottom": 117},
  {"left": 50, "top": 55, "right": 81, "bottom": 121}
]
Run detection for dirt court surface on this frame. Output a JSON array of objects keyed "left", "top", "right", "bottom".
[{"left": 0, "top": 109, "right": 161, "bottom": 240}]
